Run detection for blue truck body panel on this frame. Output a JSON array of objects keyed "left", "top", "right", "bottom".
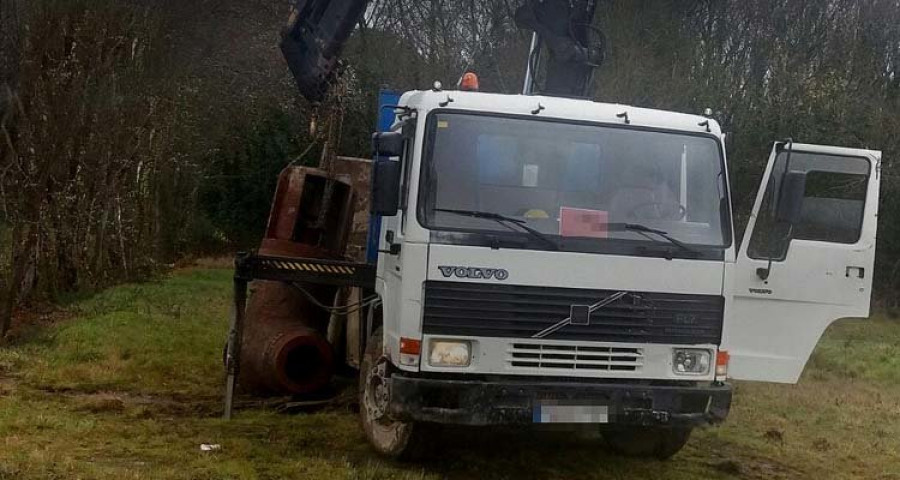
[{"left": 366, "top": 89, "right": 402, "bottom": 264}]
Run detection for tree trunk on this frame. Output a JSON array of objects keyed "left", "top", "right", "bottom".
[
  {"left": 0, "top": 0, "right": 21, "bottom": 96},
  {"left": 0, "top": 223, "right": 35, "bottom": 338}
]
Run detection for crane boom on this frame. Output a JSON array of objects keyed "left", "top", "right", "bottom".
[
  {"left": 280, "top": 0, "right": 604, "bottom": 101},
  {"left": 280, "top": 0, "right": 368, "bottom": 102}
]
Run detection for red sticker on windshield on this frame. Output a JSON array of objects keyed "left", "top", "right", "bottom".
[{"left": 560, "top": 207, "right": 608, "bottom": 239}]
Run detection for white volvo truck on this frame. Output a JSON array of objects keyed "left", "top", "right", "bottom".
[
  {"left": 220, "top": 0, "right": 885, "bottom": 460},
  {"left": 357, "top": 87, "right": 881, "bottom": 458}
]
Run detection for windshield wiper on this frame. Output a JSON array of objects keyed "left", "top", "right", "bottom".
[
  {"left": 434, "top": 208, "right": 559, "bottom": 251},
  {"left": 619, "top": 223, "right": 700, "bottom": 256}
]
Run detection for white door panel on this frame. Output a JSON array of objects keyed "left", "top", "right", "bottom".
[
  {"left": 375, "top": 212, "right": 403, "bottom": 359},
  {"left": 724, "top": 142, "right": 881, "bottom": 383}
]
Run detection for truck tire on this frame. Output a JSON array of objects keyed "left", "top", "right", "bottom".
[
  {"left": 359, "top": 327, "right": 425, "bottom": 459},
  {"left": 602, "top": 426, "right": 692, "bottom": 460}
]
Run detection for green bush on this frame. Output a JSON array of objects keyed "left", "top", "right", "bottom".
[{"left": 197, "top": 109, "right": 317, "bottom": 251}]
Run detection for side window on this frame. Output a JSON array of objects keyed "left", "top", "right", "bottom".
[
  {"left": 793, "top": 171, "right": 866, "bottom": 243},
  {"left": 748, "top": 152, "right": 870, "bottom": 260}
]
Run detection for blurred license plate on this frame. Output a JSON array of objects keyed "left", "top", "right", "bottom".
[{"left": 533, "top": 404, "right": 609, "bottom": 424}]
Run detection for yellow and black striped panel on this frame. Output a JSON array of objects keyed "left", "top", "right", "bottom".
[{"left": 259, "top": 259, "right": 357, "bottom": 276}]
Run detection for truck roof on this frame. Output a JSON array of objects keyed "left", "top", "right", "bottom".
[{"left": 399, "top": 90, "right": 722, "bottom": 136}]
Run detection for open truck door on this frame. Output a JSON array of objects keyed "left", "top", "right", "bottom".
[{"left": 724, "top": 142, "right": 882, "bottom": 383}]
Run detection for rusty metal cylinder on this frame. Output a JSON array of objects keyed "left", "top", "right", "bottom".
[
  {"left": 239, "top": 280, "right": 336, "bottom": 395},
  {"left": 239, "top": 166, "right": 363, "bottom": 396}
]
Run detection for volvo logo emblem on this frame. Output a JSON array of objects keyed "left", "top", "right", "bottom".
[
  {"left": 532, "top": 291, "right": 636, "bottom": 339},
  {"left": 438, "top": 266, "right": 509, "bottom": 281}
]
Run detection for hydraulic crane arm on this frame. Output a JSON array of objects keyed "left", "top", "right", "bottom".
[
  {"left": 280, "top": 0, "right": 369, "bottom": 102},
  {"left": 516, "top": 0, "right": 602, "bottom": 97},
  {"left": 279, "top": 0, "right": 604, "bottom": 101}
]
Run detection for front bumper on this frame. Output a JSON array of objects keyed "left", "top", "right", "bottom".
[{"left": 389, "top": 375, "right": 732, "bottom": 427}]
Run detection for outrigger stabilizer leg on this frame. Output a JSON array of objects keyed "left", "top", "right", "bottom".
[{"left": 223, "top": 256, "right": 249, "bottom": 419}]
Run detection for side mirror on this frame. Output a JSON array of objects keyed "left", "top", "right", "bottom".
[
  {"left": 372, "top": 131, "right": 404, "bottom": 157},
  {"left": 775, "top": 171, "right": 806, "bottom": 224},
  {"left": 371, "top": 159, "right": 401, "bottom": 216}
]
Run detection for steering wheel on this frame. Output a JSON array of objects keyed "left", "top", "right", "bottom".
[{"left": 629, "top": 202, "right": 687, "bottom": 221}]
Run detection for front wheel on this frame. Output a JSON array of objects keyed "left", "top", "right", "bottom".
[
  {"left": 359, "top": 328, "right": 425, "bottom": 459},
  {"left": 602, "top": 426, "right": 693, "bottom": 460}
]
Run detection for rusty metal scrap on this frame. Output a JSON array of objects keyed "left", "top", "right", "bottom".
[{"left": 238, "top": 165, "right": 367, "bottom": 396}]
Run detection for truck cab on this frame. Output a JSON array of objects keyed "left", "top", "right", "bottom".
[{"left": 360, "top": 88, "right": 881, "bottom": 458}]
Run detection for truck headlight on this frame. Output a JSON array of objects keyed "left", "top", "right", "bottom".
[
  {"left": 673, "top": 349, "right": 711, "bottom": 375},
  {"left": 428, "top": 341, "right": 471, "bottom": 367}
]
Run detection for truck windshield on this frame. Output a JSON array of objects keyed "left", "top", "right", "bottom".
[{"left": 418, "top": 112, "right": 730, "bottom": 257}]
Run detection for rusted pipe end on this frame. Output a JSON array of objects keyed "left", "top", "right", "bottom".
[
  {"left": 268, "top": 328, "right": 335, "bottom": 395},
  {"left": 240, "top": 281, "right": 337, "bottom": 396}
]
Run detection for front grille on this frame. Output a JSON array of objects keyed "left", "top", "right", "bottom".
[
  {"left": 422, "top": 281, "right": 724, "bottom": 344},
  {"left": 508, "top": 343, "right": 643, "bottom": 372}
]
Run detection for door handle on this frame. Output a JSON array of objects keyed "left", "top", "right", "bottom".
[
  {"left": 378, "top": 244, "right": 402, "bottom": 255},
  {"left": 846, "top": 266, "right": 865, "bottom": 279},
  {"left": 379, "top": 230, "right": 401, "bottom": 255}
]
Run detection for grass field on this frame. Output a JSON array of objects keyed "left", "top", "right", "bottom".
[{"left": 0, "top": 266, "right": 897, "bottom": 479}]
